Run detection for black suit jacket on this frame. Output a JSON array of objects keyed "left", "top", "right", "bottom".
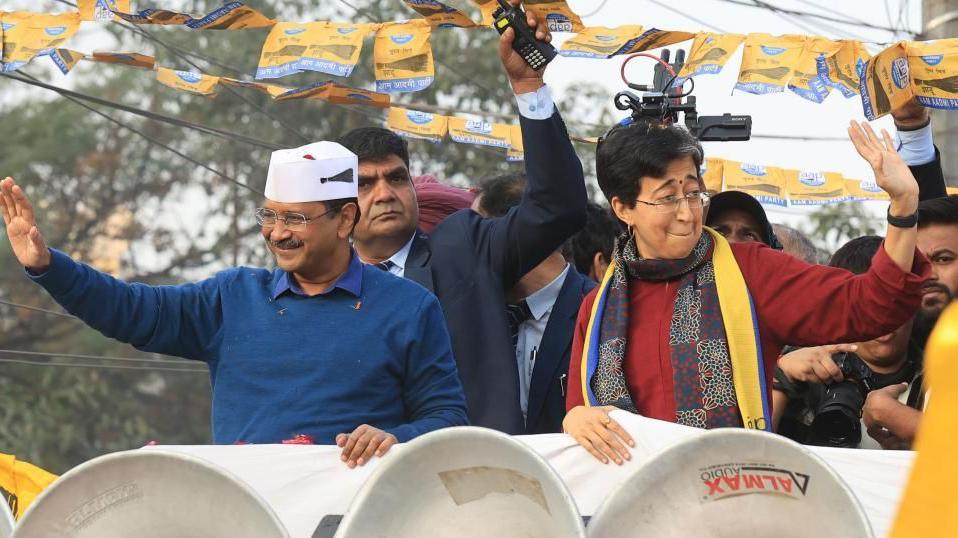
[
  {"left": 403, "top": 109, "right": 586, "bottom": 434},
  {"left": 524, "top": 268, "right": 596, "bottom": 434},
  {"left": 911, "top": 146, "right": 947, "bottom": 201}
]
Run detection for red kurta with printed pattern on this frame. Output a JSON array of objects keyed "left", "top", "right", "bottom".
[{"left": 566, "top": 241, "right": 930, "bottom": 425}]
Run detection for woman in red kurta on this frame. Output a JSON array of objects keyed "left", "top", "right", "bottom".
[{"left": 563, "top": 119, "right": 929, "bottom": 465}]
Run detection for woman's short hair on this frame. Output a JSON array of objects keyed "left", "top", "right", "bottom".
[{"left": 596, "top": 120, "right": 704, "bottom": 207}]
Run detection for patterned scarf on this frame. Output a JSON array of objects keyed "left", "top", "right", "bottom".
[{"left": 590, "top": 230, "right": 744, "bottom": 429}]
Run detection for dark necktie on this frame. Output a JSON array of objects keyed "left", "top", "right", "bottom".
[
  {"left": 375, "top": 260, "right": 394, "bottom": 272},
  {"left": 506, "top": 300, "right": 533, "bottom": 353}
]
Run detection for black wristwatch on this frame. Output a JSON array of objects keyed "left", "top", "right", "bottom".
[{"left": 887, "top": 208, "right": 918, "bottom": 228}]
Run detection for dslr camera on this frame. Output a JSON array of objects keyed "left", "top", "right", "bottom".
[{"left": 809, "top": 352, "right": 876, "bottom": 448}]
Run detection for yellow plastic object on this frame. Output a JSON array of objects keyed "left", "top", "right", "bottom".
[{"left": 890, "top": 302, "right": 958, "bottom": 538}]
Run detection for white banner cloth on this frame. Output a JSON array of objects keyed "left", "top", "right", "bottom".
[{"left": 146, "top": 412, "right": 913, "bottom": 538}]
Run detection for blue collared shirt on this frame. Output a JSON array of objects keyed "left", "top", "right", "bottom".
[{"left": 271, "top": 248, "right": 364, "bottom": 300}]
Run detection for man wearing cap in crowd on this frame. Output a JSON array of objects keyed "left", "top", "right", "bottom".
[
  {"left": 705, "top": 190, "right": 782, "bottom": 249},
  {"left": 0, "top": 142, "right": 468, "bottom": 468}
]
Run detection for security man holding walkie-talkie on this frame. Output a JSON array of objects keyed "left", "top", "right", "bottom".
[{"left": 339, "top": 0, "right": 587, "bottom": 435}]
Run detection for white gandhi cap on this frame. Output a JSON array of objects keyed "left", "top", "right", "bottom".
[{"left": 264, "top": 141, "right": 358, "bottom": 203}]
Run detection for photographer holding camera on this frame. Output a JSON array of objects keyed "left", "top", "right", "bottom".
[{"left": 773, "top": 236, "right": 926, "bottom": 449}]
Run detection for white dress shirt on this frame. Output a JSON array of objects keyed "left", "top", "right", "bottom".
[
  {"left": 515, "top": 263, "right": 570, "bottom": 422},
  {"left": 896, "top": 123, "right": 935, "bottom": 166},
  {"left": 381, "top": 233, "right": 416, "bottom": 278},
  {"left": 515, "top": 85, "right": 555, "bottom": 120}
]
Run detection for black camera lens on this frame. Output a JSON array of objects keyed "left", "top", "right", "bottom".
[{"left": 810, "top": 381, "right": 866, "bottom": 448}]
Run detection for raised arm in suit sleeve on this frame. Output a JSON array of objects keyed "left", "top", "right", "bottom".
[
  {"left": 472, "top": 86, "right": 587, "bottom": 289},
  {"left": 899, "top": 124, "right": 947, "bottom": 201}
]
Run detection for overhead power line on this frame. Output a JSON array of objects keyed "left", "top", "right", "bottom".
[
  {"left": 0, "top": 299, "right": 77, "bottom": 320},
  {"left": 709, "top": 0, "right": 918, "bottom": 35},
  {"left": 1, "top": 72, "right": 259, "bottom": 194},
  {"left": 50, "top": 0, "right": 311, "bottom": 144},
  {"left": 0, "top": 72, "right": 281, "bottom": 151}
]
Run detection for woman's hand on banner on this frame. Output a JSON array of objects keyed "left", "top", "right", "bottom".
[{"left": 562, "top": 405, "right": 635, "bottom": 465}]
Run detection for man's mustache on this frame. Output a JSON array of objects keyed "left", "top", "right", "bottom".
[
  {"left": 922, "top": 281, "right": 951, "bottom": 297},
  {"left": 271, "top": 238, "right": 304, "bottom": 249}
]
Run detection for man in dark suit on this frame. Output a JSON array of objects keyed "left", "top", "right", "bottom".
[
  {"left": 473, "top": 174, "right": 596, "bottom": 434},
  {"left": 338, "top": 3, "right": 586, "bottom": 434}
]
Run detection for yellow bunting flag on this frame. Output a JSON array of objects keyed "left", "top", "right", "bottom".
[
  {"left": 723, "top": 161, "right": 787, "bottom": 206},
  {"left": 1, "top": 12, "right": 81, "bottom": 72},
  {"left": 677, "top": 33, "right": 745, "bottom": 83},
  {"left": 77, "top": 0, "right": 130, "bottom": 22},
  {"left": 272, "top": 81, "right": 331, "bottom": 102},
  {"left": 0, "top": 453, "right": 58, "bottom": 520},
  {"left": 257, "top": 22, "right": 372, "bottom": 80},
  {"left": 735, "top": 34, "right": 806, "bottom": 95},
  {"left": 112, "top": 8, "right": 189, "bottom": 26},
  {"left": 525, "top": 1, "right": 584, "bottom": 33},
  {"left": 89, "top": 51, "right": 156, "bottom": 69},
  {"left": 889, "top": 302, "right": 958, "bottom": 538},
  {"left": 401, "top": 0, "right": 477, "bottom": 28},
  {"left": 783, "top": 169, "right": 847, "bottom": 205},
  {"left": 507, "top": 124, "right": 524, "bottom": 161},
  {"left": 448, "top": 117, "right": 513, "bottom": 148},
  {"left": 906, "top": 39, "right": 958, "bottom": 111},
  {"left": 387, "top": 107, "right": 449, "bottom": 143},
  {"left": 156, "top": 67, "right": 220, "bottom": 97},
  {"left": 818, "top": 39, "right": 870, "bottom": 98},
  {"left": 701, "top": 157, "right": 725, "bottom": 193},
  {"left": 560, "top": 25, "right": 644, "bottom": 59},
  {"left": 114, "top": 2, "right": 274, "bottom": 29},
  {"left": 324, "top": 83, "right": 391, "bottom": 107},
  {"left": 374, "top": 20, "right": 435, "bottom": 93},
  {"left": 220, "top": 77, "right": 290, "bottom": 98},
  {"left": 844, "top": 178, "right": 890, "bottom": 201},
  {"left": 46, "top": 48, "right": 84, "bottom": 74},
  {"left": 618, "top": 29, "right": 695, "bottom": 55},
  {"left": 860, "top": 43, "right": 911, "bottom": 120},
  {"left": 788, "top": 37, "right": 842, "bottom": 103}
]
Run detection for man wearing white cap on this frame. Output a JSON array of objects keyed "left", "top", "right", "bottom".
[{"left": 0, "top": 141, "right": 468, "bottom": 467}]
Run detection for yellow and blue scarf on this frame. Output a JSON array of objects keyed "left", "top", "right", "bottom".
[{"left": 581, "top": 227, "right": 771, "bottom": 430}]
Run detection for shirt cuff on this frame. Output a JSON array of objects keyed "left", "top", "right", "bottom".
[
  {"left": 896, "top": 124, "right": 936, "bottom": 166},
  {"left": 515, "top": 85, "right": 555, "bottom": 120}
]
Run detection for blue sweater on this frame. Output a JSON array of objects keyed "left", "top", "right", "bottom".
[{"left": 29, "top": 249, "right": 468, "bottom": 444}]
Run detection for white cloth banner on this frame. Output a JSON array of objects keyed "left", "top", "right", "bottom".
[{"left": 147, "top": 412, "right": 913, "bottom": 538}]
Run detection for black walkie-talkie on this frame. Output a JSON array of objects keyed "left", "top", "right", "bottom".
[{"left": 491, "top": 0, "right": 557, "bottom": 70}]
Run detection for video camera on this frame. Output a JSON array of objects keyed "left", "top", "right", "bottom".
[{"left": 610, "top": 49, "right": 752, "bottom": 142}]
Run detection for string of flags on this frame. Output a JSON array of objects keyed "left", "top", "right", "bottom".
[
  {"left": 2, "top": 1, "right": 957, "bottom": 206},
  {"left": 5, "top": 1, "right": 958, "bottom": 114}
]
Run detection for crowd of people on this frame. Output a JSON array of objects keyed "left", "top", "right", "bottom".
[{"left": 1, "top": 2, "right": 956, "bottom": 469}]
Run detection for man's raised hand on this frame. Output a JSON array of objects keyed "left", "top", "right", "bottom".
[{"left": 0, "top": 177, "right": 50, "bottom": 273}]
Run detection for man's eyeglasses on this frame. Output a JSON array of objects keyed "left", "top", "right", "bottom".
[
  {"left": 635, "top": 191, "right": 710, "bottom": 214},
  {"left": 255, "top": 207, "right": 334, "bottom": 231}
]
